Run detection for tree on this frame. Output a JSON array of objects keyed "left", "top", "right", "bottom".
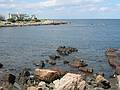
[
  {"left": 0, "top": 15, "right": 5, "bottom": 21},
  {"left": 7, "top": 18, "right": 16, "bottom": 23}
]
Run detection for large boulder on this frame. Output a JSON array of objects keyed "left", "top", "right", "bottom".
[
  {"left": 35, "top": 69, "right": 64, "bottom": 83},
  {"left": 53, "top": 73, "right": 86, "bottom": 90}
]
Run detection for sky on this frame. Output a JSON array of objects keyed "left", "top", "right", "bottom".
[{"left": 0, "top": 0, "right": 120, "bottom": 19}]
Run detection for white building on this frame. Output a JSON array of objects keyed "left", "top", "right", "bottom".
[{"left": 8, "top": 13, "right": 29, "bottom": 20}]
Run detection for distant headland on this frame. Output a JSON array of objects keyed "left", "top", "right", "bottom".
[{"left": 0, "top": 13, "right": 68, "bottom": 27}]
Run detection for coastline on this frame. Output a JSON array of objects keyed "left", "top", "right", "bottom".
[{"left": 0, "top": 20, "right": 68, "bottom": 27}]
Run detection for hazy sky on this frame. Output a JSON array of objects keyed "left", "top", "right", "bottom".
[{"left": 0, "top": 0, "right": 120, "bottom": 19}]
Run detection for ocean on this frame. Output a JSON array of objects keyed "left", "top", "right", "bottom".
[{"left": 0, "top": 19, "right": 120, "bottom": 77}]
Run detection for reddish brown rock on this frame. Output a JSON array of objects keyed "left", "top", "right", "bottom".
[
  {"left": 35, "top": 69, "right": 64, "bottom": 83},
  {"left": 50, "top": 67, "right": 66, "bottom": 76},
  {"left": 69, "top": 58, "right": 88, "bottom": 68}
]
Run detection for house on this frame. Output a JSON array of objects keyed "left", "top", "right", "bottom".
[{"left": 8, "top": 13, "right": 29, "bottom": 20}]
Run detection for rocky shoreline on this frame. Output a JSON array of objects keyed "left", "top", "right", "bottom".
[
  {"left": 0, "top": 47, "right": 120, "bottom": 90},
  {"left": 0, "top": 20, "right": 68, "bottom": 28}
]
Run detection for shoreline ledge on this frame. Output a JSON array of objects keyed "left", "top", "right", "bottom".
[{"left": 0, "top": 20, "right": 68, "bottom": 27}]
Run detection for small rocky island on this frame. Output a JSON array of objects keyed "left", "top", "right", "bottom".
[
  {"left": 0, "top": 46, "right": 120, "bottom": 90},
  {"left": 0, "top": 13, "right": 68, "bottom": 27}
]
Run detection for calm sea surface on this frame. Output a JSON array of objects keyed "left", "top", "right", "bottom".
[{"left": 0, "top": 19, "right": 120, "bottom": 77}]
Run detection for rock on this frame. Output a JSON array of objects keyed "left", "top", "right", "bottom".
[
  {"left": 63, "top": 60, "right": 69, "bottom": 64},
  {"left": 79, "top": 67, "right": 93, "bottom": 73},
  {"left": 49, "top": 55, "right": 60, "bottom": 60},
  {"left": 115, "top": 66, "right": 120, "bottom": 75},
  {"left": 18, "top": 69, "right": 32, "bottom": 85},
  {"left": 0, "top": 63, "right": 3, "bottom": 68},
  {"left": 53, "top": 73, "right": 86, "bottom": 90},
  {"left": 27, "top": 86, "right": 37, "bottom": 90},
  {"left": 117, "top": 75, "right": 120, "bottom": 88},
  {"left": 57, "top": 46, "right": 78, "bottom": 56},
  {"left": 33, "top": 61, "right": 45, "bottom": 68},
  {"left": 38, "top": 81, "right": 49, "bottom": 90},
  {"left": 50, "top": 67, "right": 66, "bottom": 76},
  {"left": 106, "top": 48, "right": 120, "bottom": 67},
  {"left": 95, "top": 75, "right": 111, "bottom": 89},
  {"left": 0, "top": 71, "right": 21, "bottom": 90},
  {"left": 69, "top": 58, "right": 88, "bottom": 68},
  {"left": 35, "top": 69, "right": 64, "bottom": 83},
  {"left": 8, "top": 74, "right": 16, "bottom": 85},
  {"left": 46, "top": 59, "right": 56, "bottom": 65},
  {"left": 24, "top": 71, "right": 30, "bottom": 77}
]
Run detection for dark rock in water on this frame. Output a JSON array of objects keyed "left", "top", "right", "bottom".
[
  {"left": 49, "top": 55, "right": 60, "bottom": 60},
  {"left": 8, "top": 74, "right": 16, "bottom": 85},
  {"left": 79, "top": 67, "right": 93, "bottom": 73},
  {"left": 56, "top": 46, "right": 78, "bottom": 56},
  {"left": 46, "top": 59, "right": 56, "bottom": 65},
  {"left": 63, "top": 60, "right": 69, "bottom": 64},
  {"left": 0, "top": 63, "right": 3, "bottom": 68},
  {"left": 33, "top": 61, "right": 45, "bottom": 68},
  {"left": 40, "top": 61, "right": 45, "bottom": 68},
  {"left": 69, "top": 58, "right": 88, "bottom": 68}
]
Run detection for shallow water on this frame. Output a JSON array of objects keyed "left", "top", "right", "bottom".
[{"left": 0, "top": 19, "right": 120, "bottom": 77}]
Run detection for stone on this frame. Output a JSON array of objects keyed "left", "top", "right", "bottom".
[
  {"left": 27, "top": 86, "right": 37, "bottom": 90},
  {"left": 38, "top": 81, "right": 49, "bottom": 90},
  {"left": 48, "top": 59, "right": 56, "bottom": 65},
  {"left": 69, "top": 58, "right": 88, "bottom": 68},
  {"left": 8, "top": 74, "right": 16, "bottom": 85},
  {"left": 95, "top": 75, "right": 111, "bottom": 89},
  {"left": 57, "top": 46, "right": 78, "bottom": 56},
  {"left": 50, "top": 67, "right": 66, "bottom": 76},
  {"left": 0, "top": 71, "right": 21, "bottom": 90},
  {"left": 79, "top": 67, "right": 93, "bottom": 73},
  {"left": 49, "top": 55, "right": 60, "bottom": 60},
  {"left": 117, "top": 75, "right": 120, "bottom": 88},
  {"left": 53, "top": 73, "right": 86, "bottom": 90},
  {"left": 63, "top": 60, "right": 69, "bottom": 64},
  {"left": 33, "top": 61, "right": 45, "bottom": 68},
  {"left": 115, "top": 66, "right": 120, "bottom": 75},
  {"left": 35, "top": 69, "right": 63, "bottom": 83},
  {"left": 106, "top": 48, "right": 120, "bottom": 68},
  {"left": 0, "top": 63, "right": 3, "bottom": 68}
]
